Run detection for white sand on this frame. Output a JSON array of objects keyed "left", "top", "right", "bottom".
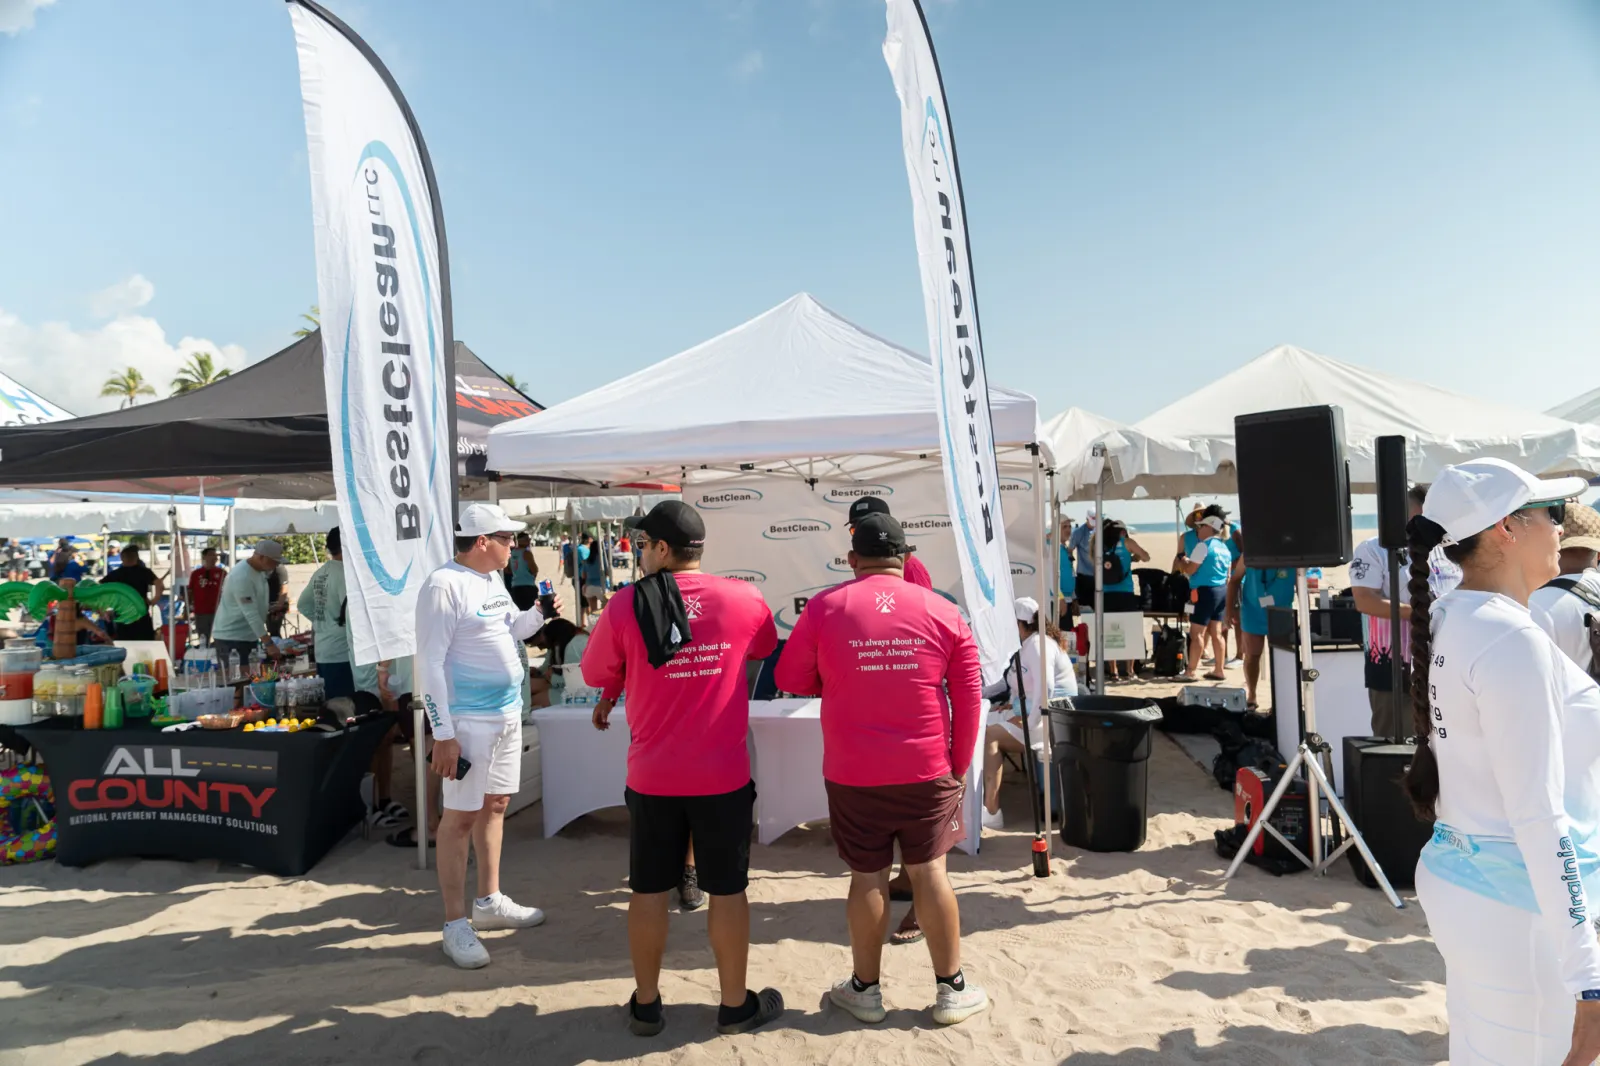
[
  {"left": 0, "top": 669, "right": 1447, "bottom": 1065},
  {"left": 1, "top": 541, "right": 1447, "bottom": 1064}
]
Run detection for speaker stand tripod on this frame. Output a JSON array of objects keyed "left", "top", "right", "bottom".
[{"left": 1223, "top": 569, "right": 1405, "bottom": 909}]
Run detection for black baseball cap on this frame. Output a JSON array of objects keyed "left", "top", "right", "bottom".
[
  {"left": 624, "top": 500, "right": 706, "bottom": 550},
  {"left": 847, "top": 495, "right": 892, "bottom": 527},
  {"left": 851, "top": 513, "right": 912, "bottom": 558}
]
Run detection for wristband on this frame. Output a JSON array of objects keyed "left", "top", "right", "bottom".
[{"left": 1581, "top": 990, "right": 1600, "bottom": 1002}]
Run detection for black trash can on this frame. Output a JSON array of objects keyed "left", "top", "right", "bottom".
[{"left": 1049, "top": 695, "right": 1164, "bottom": 852}]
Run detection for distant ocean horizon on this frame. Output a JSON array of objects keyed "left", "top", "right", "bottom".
[{"left": 1125, "top": 513, "right": 1381, "bottom": 534}]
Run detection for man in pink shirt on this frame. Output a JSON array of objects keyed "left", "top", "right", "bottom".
[
  {"left": 775, "top": 513, "right": 988, "bottom": 1027},
  {"left": 583, "top": 501, "right": 785, "bottom": 1038}
]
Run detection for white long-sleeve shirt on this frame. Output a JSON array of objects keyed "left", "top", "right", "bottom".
[
  {"left": 1530, "top": 570, "right": 1600, "bottom": 676},
  {"left": 1002, "top": 631, "right": 1078, "bottom": 743},
  {"left": 1424, "top": 590, "right": 1600, "bottom": 996},
  {"left": 414, "top": 561, "right": 549, "bottom": 741}
]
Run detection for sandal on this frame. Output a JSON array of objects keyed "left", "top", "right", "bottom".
[
  {"left": 385, "top": 827, "right": 434, "bottom": 849},
  {"left": 1245, "top": 702, "right": 1260, "bottom": 713},
  {"left": 1203, "top": 672, "right": 1227, "bottom": 682},
  {"left": 890, "top": 911, "right": 924, "bottom": 946},
  {"left": 715, "top": 987, "right": 785, "bottom": 1035}
]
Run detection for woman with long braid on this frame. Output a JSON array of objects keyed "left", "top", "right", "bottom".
[{"left": 1407, "top": 457, "right": 1600, "bottom": 1065}]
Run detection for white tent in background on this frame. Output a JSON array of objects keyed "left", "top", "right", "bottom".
[
  {"left": 1548, "top": 388, "right": 1600, "bottom": 426},
  {"left": 487, "top": 293, "right": 1051, "bottom": 484},
  {"left": 1131, "top": 345, "right": 1600, "bottom": 492},
  {"left": 1043, "top": 407, "right": 1203, "bottom": 502}
]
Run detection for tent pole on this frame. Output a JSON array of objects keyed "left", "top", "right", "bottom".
[
  {"left": 1033, "top": 451, "right": 1053, "bottom": 857},
  {"left": 228, "top": 506, "right": 237, "bottom": 572},
  {"left": 1094, "top": 470, "right": 1105, "bottom": 694},
  {"left": 166, "top": 501, "right": 178, "bottom": 665}
]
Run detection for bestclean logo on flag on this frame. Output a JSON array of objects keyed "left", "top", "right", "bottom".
[
  {"left": 337, "top": 140, "right": 443, "bottom": 593},
  {"left": 290, "top": 0, "right": 455, "bottom": 664}
]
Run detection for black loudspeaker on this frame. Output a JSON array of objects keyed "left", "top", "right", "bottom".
[
  {"left": 1375, "top": 435, "right": 1408, "bottom": 550},
  {"left": 1234, "top": 405, "right": 1353, "bottom": 568},
  {"left": 1342, "top": 737, "right": 1433, "bottom": 889}
]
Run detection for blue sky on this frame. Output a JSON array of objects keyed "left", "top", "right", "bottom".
[{"left": 2, "top": 0, "right": 1599, "bottom": 424}]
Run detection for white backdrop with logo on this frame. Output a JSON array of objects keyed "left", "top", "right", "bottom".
[{"left": 684, "top": 470, "right": 1041, "bottom": 635}]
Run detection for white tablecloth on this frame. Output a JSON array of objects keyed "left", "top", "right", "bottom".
[{"left": 531, "top": 699, "right": 984, "bottom": 855}]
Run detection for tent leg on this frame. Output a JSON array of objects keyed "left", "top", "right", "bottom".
[
  {"left": 1094, "top": 474, "right": 1105, "bottom": 693},
  {"left": 228, "top": 507, "right": 237, "bottom": 574},
  {"left": 166, "top": 502, "right": 178, "bottom": 664},
  {"left": 1034, "top": 454, "right": 1053, "bottom": 857},
  {"left": 414, "top": 700, "right": 428, "bottom": 870}
]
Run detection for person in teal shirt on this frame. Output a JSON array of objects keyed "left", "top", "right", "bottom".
[
  {"left": 1179, "top": 516, "right": 1234, "bottom": 681},
  {"left": 1099, "top": 520, "right": 1151, "bottom": 682},
  {"left": 508, "top": 531, "right": 540, "bottom": 612}
]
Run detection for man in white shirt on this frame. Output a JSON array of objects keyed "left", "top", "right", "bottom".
[
  {"left": 417, "top": 504, "right": 556, "bottom": 969},
  {"left": 1530, "top": 502, "right": 1600, "bottom": 675},
  {"left": 211, "top": 539, "right": 288, "bottom": 674},
  {"left": 1349, "top": 485, "right": 1463, "bottom": 738}
]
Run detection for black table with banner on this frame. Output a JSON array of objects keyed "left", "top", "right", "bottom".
[{"left": 8, "top": 714, "right": 393, "bottom": 876}]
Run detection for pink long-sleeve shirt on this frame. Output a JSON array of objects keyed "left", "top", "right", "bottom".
[
  {"left": 581, "top": 572, "right": 778, "bottom": 796},
  {"left": 774, "top": 573, "right": 982, "bottom": 787}
]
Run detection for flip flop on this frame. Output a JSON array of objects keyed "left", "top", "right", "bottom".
[
  {"left": 1204, "top": 673, "right": 1227, "bottom": 682},
  {"left": 890, "top": 916, "right": 925, "bottom": 946},
  {"left": 385, "top": 827, "right": 434, "bottom": 849},
  {"left": 1246, "top": 702, "right": 1260, "bottom": 713}
]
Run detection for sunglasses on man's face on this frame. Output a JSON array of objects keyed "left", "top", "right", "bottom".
[{"left": 485, "top": 532, "right": 516, "bottom": 545}]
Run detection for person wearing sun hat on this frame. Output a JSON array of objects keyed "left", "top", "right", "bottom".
[
  {"left": 1529, "top": 501, "right": 1600, "bottom": 675},
  {"left": 1402, "top": 458, "right": 1600, "bottom": 1065}
]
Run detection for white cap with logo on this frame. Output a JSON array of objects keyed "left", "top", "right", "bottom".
[
  {"left": 1423, "top": 457, "right": 1586, "bottom": 544},
  {"left": 1013, "top": 596, "right": 1039, "bottom": 622},
  {"left": 457, "top": 503, "right": 523, "bottom": 538}
]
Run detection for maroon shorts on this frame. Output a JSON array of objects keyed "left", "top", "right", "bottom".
[{"left": 824, "top": 775, "right": 966, "bottom": 874}]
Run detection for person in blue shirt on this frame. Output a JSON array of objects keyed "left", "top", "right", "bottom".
[
  {"left": 1056, "top": 519, "right": 1075, "bottom": 626},
  {"left": 1226, "top": 530, "right": 1286, "bottom": 711},
  {"left": 1179, "top": 515, "right": 1234, "bottom": 682},
  {"left": 1099, "top": 520, "right": 1151, "bottom": 682},
  {"left": 49, "top": 543, "right": 86, "bottom": 583},
  {"left": 1068, "top": 514, "right": 1097, "bottom": 608}
]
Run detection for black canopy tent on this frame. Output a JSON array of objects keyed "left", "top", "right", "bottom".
[{"left": 0, "top": 330, "right": 554, "bottom": 499}]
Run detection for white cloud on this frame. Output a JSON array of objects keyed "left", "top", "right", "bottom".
[
  {"left": 0, "top": 0, "right": 57, "bottom": 35},
  {"left": 0, "top": 280, "right": 247, "bottom": 416},
  {"left": 89, "top": 274, "right": 154, "bottom": 320},
  {"left": 732, "top": 49, "right": 765, "bottom": 81}
]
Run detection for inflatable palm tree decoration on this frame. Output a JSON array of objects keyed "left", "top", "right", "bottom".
[{"left": 0, "top": 580, "right": 148, "bottom": 659}]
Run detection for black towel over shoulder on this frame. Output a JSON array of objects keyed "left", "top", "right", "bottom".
[{"left": 632, "top": 571, "right": 691, "bottom": 668}]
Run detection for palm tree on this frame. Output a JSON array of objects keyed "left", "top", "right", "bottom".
[
  {"left": 503, "top": 372, "right": 529, "bottom": 397},
  {"left": 101, "top": 367, "right": 155, "bottom": 409},
  {"left": 171, "top": 351, "right": 231, "bottom": 395},
  {"left": 293, "top": 305, "right": 320, "bottom": 338}
]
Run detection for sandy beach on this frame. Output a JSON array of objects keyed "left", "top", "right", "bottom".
[
  {"left": 0, "top": 534, "right": 1450, "bottom": 1065},
  {"left": 0, "top": 665, "right": 1447, "bottom": 1066}
]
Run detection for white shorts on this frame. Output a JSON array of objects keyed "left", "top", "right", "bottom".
[
  {"left": 1416, "top": 861, "right": 1576, "bottom": 1064},
  {"left": 442, "top": 715, "right": 522, "bottom": 812}
]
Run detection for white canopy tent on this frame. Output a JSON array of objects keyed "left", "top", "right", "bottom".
[
  {"left": 1549, "top": 388, "right": 1600, "bottom": 427},
  {"left": 488, "top": 293, "right": 1051, "bottom": 484},
  {"left": 1043, "top": 407, "right": 1204, "bottom": 503},
  {"left": 1123, "top": 345, "right": 1600, "bottom": 494}
]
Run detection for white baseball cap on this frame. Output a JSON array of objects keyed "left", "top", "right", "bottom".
[
  {"left": 1014, "top": 596, "right": 1040, "bottom": 622},
  {"left": 457, "top": 503, "right": 523, "bottom": 538},
  {"left": 1423, "top": 457, "right": 1587, "bottom": 544},
  {"left": 1199, "top": 515, "right": 1226, "bottom": 532}
]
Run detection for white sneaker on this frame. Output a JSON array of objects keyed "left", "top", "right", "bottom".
[
  {"left": 1225, "top": 657, "right": 1243, "bottom": 668},
  {"left": 472, "top": 892, "right": 546, "bottom": 931},
  {"left": 442, "top": 921, "right": 490, "bottom": 969},
  {"left": 981, "top": 807, "right": 1004, "bottom": 831},
  {"left": 932, "top": 979, "right": 989, "bottom": 1025},
  {"left": 829, "top": 977, "right": 886, "bottom": 1024}
]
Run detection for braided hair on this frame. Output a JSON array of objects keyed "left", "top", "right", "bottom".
[{"left": 1402, "top": 513, "right": 1481, "bottom": 820}]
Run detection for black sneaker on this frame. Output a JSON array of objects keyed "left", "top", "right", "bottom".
[{"left": 678, "top": 865, "right": 706, "bottom": 912}]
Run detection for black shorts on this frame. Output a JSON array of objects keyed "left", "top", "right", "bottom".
[
  {"left": 625, "top": 780, "right": 755, "bottom": 896},
  {"left": 510, "top": 585, "right": 539, "bottom": 612}
]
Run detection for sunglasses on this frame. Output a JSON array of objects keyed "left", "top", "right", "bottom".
[
  {"left": 485, "top": 532, "right": 516, "bottom": 545},
  {"left": 1515, "top": 501, "right": 1568, "bottom": 525}
]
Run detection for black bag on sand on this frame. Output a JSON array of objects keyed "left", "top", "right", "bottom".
[
  {"left": 1151, "top": 623, "right": 1186, "bottom": 677},
  {"left": 1211, "top": 721, "right": 1284, "bottom": 792}
]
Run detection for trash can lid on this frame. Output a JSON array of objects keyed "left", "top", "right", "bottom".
[{"left": 1046, "top": 695, "right": 1163, "bottom": 726}]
